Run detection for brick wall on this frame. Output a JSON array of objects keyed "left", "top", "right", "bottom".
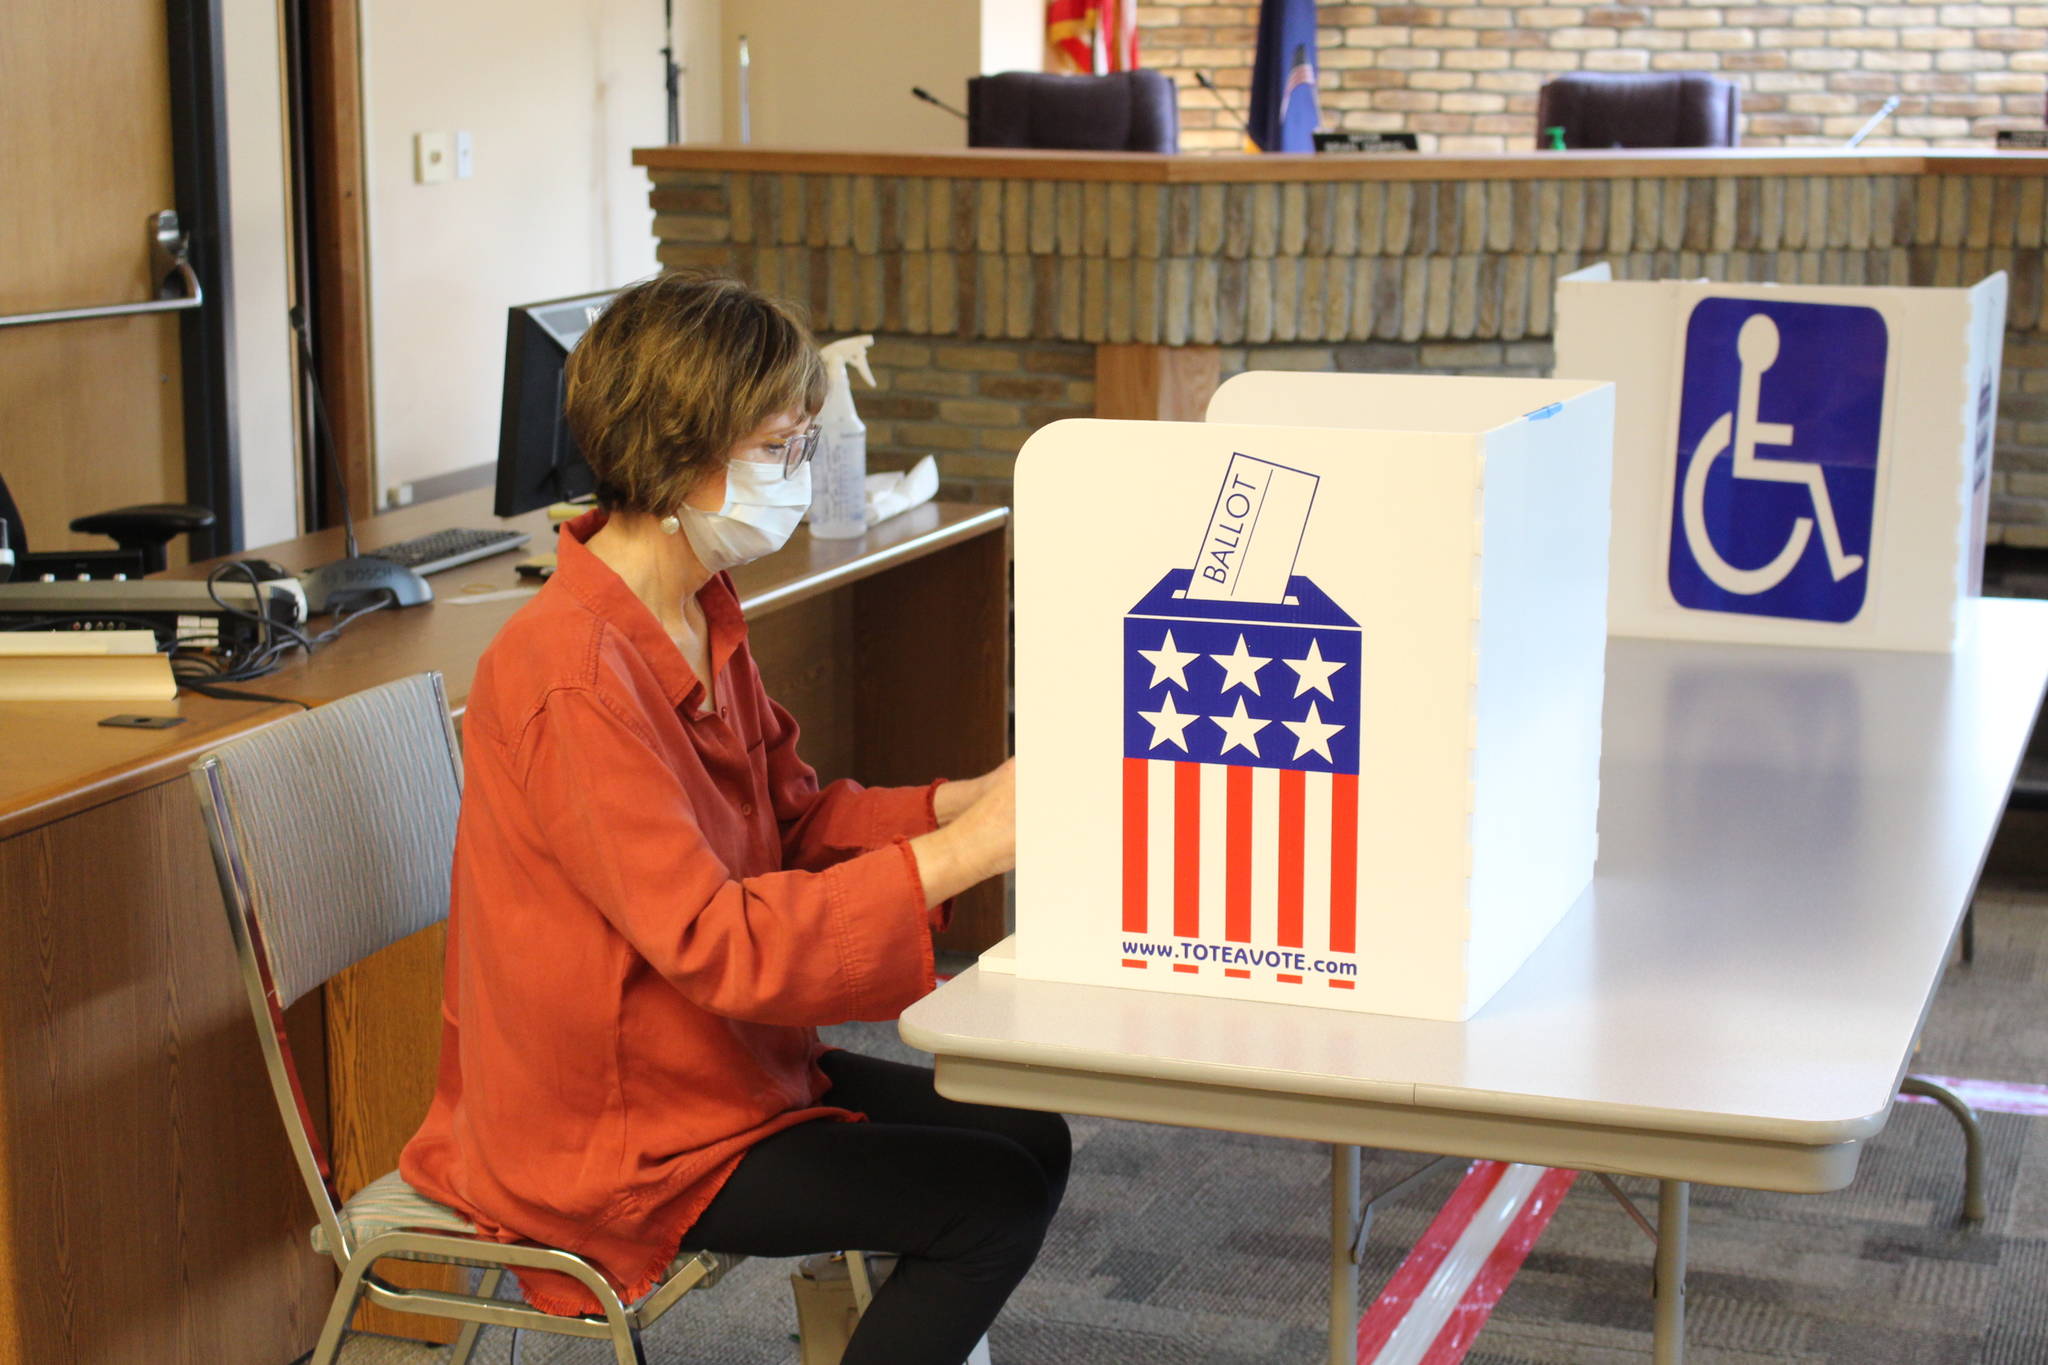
[
  {"left": 866, "top": 332, "right": 2048, "bottom": 548},
  {"left": 1141, "top": 1, "right": 2048, "bottom": 152},
  {"left": 861, "top": 337, "right": 1096, "bottom": 504},
  {"left": 652, "top": 163, "right": 2048, "bottom": 545}
]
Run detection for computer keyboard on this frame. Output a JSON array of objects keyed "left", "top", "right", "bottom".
[{"left": 366, "top": 527, "right": 532, "bottom": 577}]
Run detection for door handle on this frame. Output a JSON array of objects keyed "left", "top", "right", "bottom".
[{"left": 0, "top": 211, "right": 204, "bottom": 330}]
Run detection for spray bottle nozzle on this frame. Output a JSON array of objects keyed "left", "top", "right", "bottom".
[{"left": 821, "top": 334, "right": 877, "bottom": 388}]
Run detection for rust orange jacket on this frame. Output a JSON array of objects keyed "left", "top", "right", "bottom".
[{"left": 400, "top": 512, "right": 944, "bottom": 1314}]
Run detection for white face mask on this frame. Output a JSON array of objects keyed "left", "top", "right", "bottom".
[{"left": 676, "top": 459, "right": 812, "bottom": 574}]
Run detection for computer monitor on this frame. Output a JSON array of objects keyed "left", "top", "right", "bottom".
[{"left": 493, "top": 290, "right": 615, "bottom": 518}]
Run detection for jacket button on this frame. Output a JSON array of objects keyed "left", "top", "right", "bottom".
[{"left": 740, "top": 802, "right": 754, "bottom": 817}]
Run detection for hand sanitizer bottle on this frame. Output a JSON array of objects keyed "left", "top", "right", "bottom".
[{"left": 810, "top": 334, "right": 877, "bottom": 540}]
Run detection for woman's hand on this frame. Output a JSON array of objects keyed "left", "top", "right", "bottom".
[
  {"left": 909, "top": 760, "right": 1016, "bottom": 909},
  {"left": 933, "top": 758, "right": 1013, "bottom": 827}
]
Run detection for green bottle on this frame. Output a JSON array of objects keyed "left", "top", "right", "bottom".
[{"left": 1544, "top": 126, "right": 1567, "bottom": 151}]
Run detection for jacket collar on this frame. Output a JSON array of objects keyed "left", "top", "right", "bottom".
[{"left": 554, "top": 510, "right": 746, "bottom": 713}]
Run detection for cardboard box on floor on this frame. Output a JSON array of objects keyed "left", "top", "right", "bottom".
[
  {"left": 1555, "top": 264, "right": 2008, "bottom": 654},
  {"left": 1006, "top": 372, "right": 1614, "bottom": 1022}
]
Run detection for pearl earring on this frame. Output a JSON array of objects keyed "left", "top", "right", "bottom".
[{"left": 659, "top": 514, "right": 680, "bottom": 536}]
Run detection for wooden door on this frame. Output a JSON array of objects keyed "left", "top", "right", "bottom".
[{"left": 0, "top": 1, "right": 188, "bottom": 556}]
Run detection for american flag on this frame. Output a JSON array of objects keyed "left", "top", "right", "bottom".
[
  {"left": 1121, "top": 569, "right": 1363, "bottom": 986},
  {"left": 1282, "top": 42, "right": 1320, "bottom": 131},
  {"left": 1045, "top": 0, "right": 1140, "bottom": 75}
]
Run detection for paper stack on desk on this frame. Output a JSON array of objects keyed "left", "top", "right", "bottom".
[
  {"left": 1012, "top": 372, "right": 1614, "bottom": 1022},
  {"left": 0, "top": 630, "right": 175, "bottom": 701}
]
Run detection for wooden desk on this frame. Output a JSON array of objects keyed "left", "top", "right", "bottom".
[
  {"left": 0, "top": 490, "right": 1010, "bottom": 1362},
  {"left": 165, "top": 486, "right": 1011, "bottom": 944},
  {"left": 0, "top": 690, "right": 324, "bottom": 1365}
]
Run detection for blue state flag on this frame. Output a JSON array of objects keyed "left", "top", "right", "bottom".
[{"left": 1247, "top": 0, "right": 1322, "bottom": 153}]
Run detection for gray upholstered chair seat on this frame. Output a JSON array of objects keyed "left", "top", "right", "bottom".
[
  {"left": 310, "top": 1171, "right": 475, "bottom": 1260},
  {"left": 312, "top": 1170, "right": 742, "bottom": 1290}
]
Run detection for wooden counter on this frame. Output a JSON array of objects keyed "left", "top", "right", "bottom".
[
  {"left": 0, "top": 491, "right": 1011, "bottom": 1360},
  {"left": 635, "top": 144, "right": 2048, "bottom": 182},
  {"left": 633, "top": 145, "right": 2048, "bottom": 354},
  {"left": 630, "top": 144, "right": 2048, "bottom": 538}
]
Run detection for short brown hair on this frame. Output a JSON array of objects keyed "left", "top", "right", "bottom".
[{"left": 563, "top": 272, "right": 825, "bottom": 515}]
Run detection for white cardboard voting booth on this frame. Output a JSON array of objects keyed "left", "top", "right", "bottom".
[
  {"left": 1555, "top": 265, "right": 2008, "bottom": 653},
  {"left": 1010, "top": 373, "right": 1615, "bottom": 1022}
]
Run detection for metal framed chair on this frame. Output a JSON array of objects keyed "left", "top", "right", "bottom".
[{"left": 189, "top": 672, "right": 772, "bottom": 1364}]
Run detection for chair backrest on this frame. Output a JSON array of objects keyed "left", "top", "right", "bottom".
[
  {"left": 190, "top": 672, "right": 462, "bottom": 1250},
  {"left": 194, "top": 672, "right": 463, "bottom": 1010},
  {"left": 968, "top": 70, "right": 1180, "bottom": 153},
  {"left": 1536, "top": 72, "right": 1740, "bottom": 150},
  {"left": 0, "top": 468, "right": 31, "bottom": 559}
]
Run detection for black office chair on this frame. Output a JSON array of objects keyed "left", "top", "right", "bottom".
[
  {"left": 0, "top": 469, "right": 213, "bottom": 579},
  {"left": 967, "top": 70, "right": 1180, "bottom": 153},
  {"left": 1535, "top": 72, "right": 1741, "bottom": 150}
]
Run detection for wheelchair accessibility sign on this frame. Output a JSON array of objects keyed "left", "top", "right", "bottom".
[{"left": 1668, "top": 298, "right": 1889, "bottom": 624}]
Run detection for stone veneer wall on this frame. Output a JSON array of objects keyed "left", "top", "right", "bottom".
[
  {"left": 861, "top": 337, "right": 1095, "bottom": 505},
  {"left": 652, "top": 167, "right": 2048, "bottom": 546},
  {"left": 1140, "top": 0, "right": 2048, "bottom": 153}
]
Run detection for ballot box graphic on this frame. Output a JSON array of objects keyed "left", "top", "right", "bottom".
[
  {"left": 1556, "top": 265, "right": 2008, "bottom": 653},
  {"left": 1013, "top": 372, "right": 1615, "bottom": 1022},
  {"left": 1120, "top": 566, "right": 1365, "bottom": 985}
]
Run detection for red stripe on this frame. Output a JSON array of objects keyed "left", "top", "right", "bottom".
[
  {"left": 1122, "top": 758, "right": 1148, "bottom": 934},
  {"left": 1354, "top": 1162, "right": 1507, "bottom": 1361},
  {"left": 1330, "top": 772, "right": 1359, "bottom": 955},
  {"left": 1174, "top": 762, "right": 1201, "bottom": 938},
  {"left": 1416, "top": 1170, "right": 1578, "bottom": 1365},
  {"left": 1172, "top": 963, "right": 1199, "bottom": 974},
  {"left": 1121, "top": 959, "right": 1148, "bottom": 969},
  {"left": 1225, "top": 765, "right": 1252, "bottom": 941},
  {"left": 1330, "top": 979, "right": 1356, "bottom": 990},
  {"left": 1224, "top": 968, "right": 1250, "bottom": 979},
  {"left": 1278, "top": 768, "right": 1305, "bottom": 948},
  {"left": 1278, "top": 973, "right": 1304, "bottom": 984}
]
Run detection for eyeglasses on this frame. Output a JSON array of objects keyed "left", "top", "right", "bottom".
[{"left": 765, "top": 424, "right": 823, "bottom": 479}]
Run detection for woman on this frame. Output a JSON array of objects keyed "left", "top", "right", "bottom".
[{"left": 401, "top": 272, "right": 1067, "bottom": 1364}]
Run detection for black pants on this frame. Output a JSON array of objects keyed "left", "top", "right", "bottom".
[{"left": 683, "top": 1049, "right": 1071, "bottom": 1365}]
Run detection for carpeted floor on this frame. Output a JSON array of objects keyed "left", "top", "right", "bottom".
[{"left": 357, "top": 873, "right": 2048, "bottom": 1365}]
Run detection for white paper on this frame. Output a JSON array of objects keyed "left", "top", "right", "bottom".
[
  {"left": 863, "top": 454, "right": 940, "bottom": 526},
  {"left": 1183, "top": 453, "right": 1319, "bottom": 603}
]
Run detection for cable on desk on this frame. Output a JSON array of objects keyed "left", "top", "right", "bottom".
[
  {"left": 179, "top": 681, "right": 313, "bottom": 710},
  {"left": 172, "top": 562, "right": 390, "bottom": 690},
  {"left": 1, "top": 566, "right": 390, "bottom": 695}
]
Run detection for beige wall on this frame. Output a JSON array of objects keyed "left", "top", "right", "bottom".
[
  {"left": 222, "top": 0, "right": 300, "bottom": 546},
  {"left": 361, "top": 0, "right": 665, "bottom": 497},
  {"left": 1146, "top": 0, "right": 2048, "bottom": 153},
  {"left": 712, "top": 0, "right": 1042, "bottom": 148},
  {"left": 352, "top": 0, "right": 1037, "bottom": 499},
  {"left": 719, "top": 0, "right": 979, "bottom": 148}
]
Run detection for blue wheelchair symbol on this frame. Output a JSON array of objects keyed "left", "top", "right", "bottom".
[{"left": 1668, "top": 298, "right": 1888, "bottom": 624}]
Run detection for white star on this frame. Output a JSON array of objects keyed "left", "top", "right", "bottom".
[
  {"left": 1282, "top": 638, "right": 1346, "bottom": 700},
  {"left": 1283, "top": 700, "right": 1345, "bottom": 763},
  {"left": 1210, "top": 697, "right": 1270, "bottom": 758},
  {"left": 1137, "top": 629, "right": 1199, "bottom": 690},
  {"left": 1137, "top": 692, "right": 1200, "bottom": 752},
  {"left": 1209, "top": 635, "right": 1271, "bottom": 695}
]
